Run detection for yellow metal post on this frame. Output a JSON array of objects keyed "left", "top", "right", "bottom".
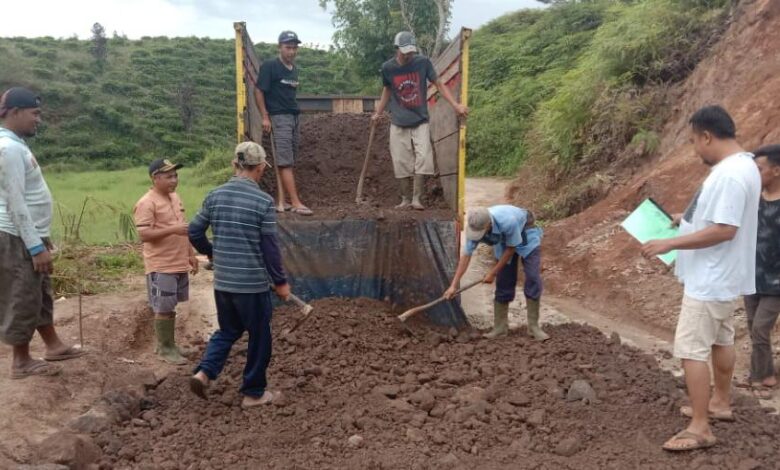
[
  {"left": 234, "top": 22, "right": 247, "bottom": 143},
  {"left": 457, "top": 28, "right": 472, "bottom": 228}
]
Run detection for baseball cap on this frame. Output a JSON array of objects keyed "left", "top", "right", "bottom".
[
  {"left": 465, "top": 208, "right": 492, "bottom": 241},
  {"left": 149, "top": 158, "right": 183, "bottom": 176},
  {"left": 393, "top": 31, "right": 417, "bottom": 54},
  {"left": 0, "top": 87, "right": 42, "bottom": 118},
  {"left": 235, "top": 141, "right": 271, "bottom": 167},
  {"left": 278, "top": 31, "right": 301, "bottom": 45}
]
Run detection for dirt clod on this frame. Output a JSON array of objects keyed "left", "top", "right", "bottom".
[{"left": 566, "top": 379, "right": 598, "bottom": 403}]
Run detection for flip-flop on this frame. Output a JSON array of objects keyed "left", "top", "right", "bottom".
[
  {"left": 44, "top": 346, "right": 87, "bottom": 362},
  {"left": 662, "top": 430, "right": 717, "bottom": 452},
  {"left": 11, "top": 359, "right": 62, "bottom": 379},
  {"left": 290, "top": 206, "right": 313, "bottom": 216},
  {"left": 189, "top": 375, "right": 209, "bottom": 400},
  {"left": 751, "top": 384, "right": 776, "bottom": 400},
  {"left": 276, "top": 203, "right": 293, "bottom": 213},
  {"left": 680, "top": 405, "right": 735, "bottom": 422},
  {"left": 241, "top": 391, "right": 276, "bottom": 408}
]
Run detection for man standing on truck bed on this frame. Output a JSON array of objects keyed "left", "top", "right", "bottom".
[
  {"left": 254, "top": 30, "right": 312, "bottom": 216},
  {"left": 372, "top": 31, "right": 469, "bottom": 210}
]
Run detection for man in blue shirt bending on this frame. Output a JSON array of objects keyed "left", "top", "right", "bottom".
[{"left": 444, "top": 205, "right": 549, "bottom": 341}]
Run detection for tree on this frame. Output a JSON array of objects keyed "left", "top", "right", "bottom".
[
  {"left": 175, "top": 83, "right": 197, "bottom": 133},
  {"left": 319, "top": 0, "right": 452, "bottom": 81},
  {"left": 90, "top": 23, "right": 108, "bottom": 66}
]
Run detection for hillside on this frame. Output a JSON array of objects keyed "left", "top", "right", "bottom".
[
  {"left": 0, "top": 35, "right": 365, "bottom": 170},
  {"left": 525, "top": 0, "right": 780, "bottom": 334},
  {"left": 467, "top": 0, "right": 731, "bottom": 182}
]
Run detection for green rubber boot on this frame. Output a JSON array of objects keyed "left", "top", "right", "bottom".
[
  {"left": 395, "top": 177, "right": 412, "bottom": 209},
  {"left": 484, "top": 302, "right": 509, "bottom": 339},
  {"left": 154, "top": 318, "right": 188, "bottom": 365},
  {"left": 526, "top": 298, "right": 550, "bottom": 341}
]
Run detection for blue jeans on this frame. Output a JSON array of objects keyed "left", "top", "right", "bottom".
[
  {"left": 195, "top": 290, "right": 273, "bottom": 397},
  {"left": 495, "top": 248, "right": 543, "bottom": 303}
]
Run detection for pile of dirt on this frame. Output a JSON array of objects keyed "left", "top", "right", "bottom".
[
  {"left": 259, "top": 113, "right": 453, "bottom": 221},
  {"left": 515, "top": 0, "right": 780, "bottom": 334},
  {"left": 93, "top": 298, "right": 780, "bottom": 469}
]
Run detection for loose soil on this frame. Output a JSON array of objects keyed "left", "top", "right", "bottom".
[
  {"left": 260, "top": 113, "right": 453, "bottom": 221},
  {"left": 95, "top": 298, "right": 780, "bottom": 470}
]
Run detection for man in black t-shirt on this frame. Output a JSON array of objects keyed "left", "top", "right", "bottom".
[
  {"left": 254, "top": 30, "right": 312, "bottom": 216},
  {"left": 745, "top": 145, "right": 780, "bottom": 399},
  {"left": 372, "top": 31, "right": 469, "bottom": 210}
]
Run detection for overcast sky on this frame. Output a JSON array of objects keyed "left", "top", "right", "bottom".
[{"left": 2, "top": 0, "right": 542, "bottom": 46}]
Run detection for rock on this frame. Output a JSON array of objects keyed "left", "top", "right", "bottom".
[
  {"left": 406, "top": 427, "right": 425, "bottom": 442},
  {"left": 609, "top": 331, "right": 621, "bottom": 345},
  {"left": 67, "top": 408, "right": 115, "bottom": 434},
  {"left": 373, "top": 384, "right": 400, "bottom": 398},
  {"left": 453, "top": 386, "right": 487, "bottom": 404},
  {"left": 347, "top": 435, "right": 364, "bottom": 448},
  {"left": 566, "top": 380, "right": 598, "bottom": 403},
  {"left": 507, "top": 392, "right": 531, "bottom": 407},
  {"left": 36, "top": 431, "right": 102, "bottom": 470},
  {"left": 100, "top": 390, "right": 141, "bottom": 423},
  {"left": 440, "top": 371, "right": 469, "bottom": 386},
  {"left": 527, "top": 409, "right": 545, "bottom": 426},
  {"left": 554, "top": 436, "right": 582, "bottom": 457},
  {"left": 303, "top": 366, "right": 323, "bottom": 377},
  {"left": 131, "top": 418, "right": 150, "bottom": 428},
  {"left": 438, "top": 452, "right": 460, "bottom": 468},
  {"left": 409, "top": 389, "right": 436, "bottom": 412},
  {"left": 737, "top": 458, "right": 761, "bottom": 470}
]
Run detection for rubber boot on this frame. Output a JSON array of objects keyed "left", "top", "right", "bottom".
[
  {"left": 411, "top": 175, "right": 425, "bottom": 210},
  {"left": 526, "top": 298, "right": 550, "bottom": 341},
  {"left": 484, "top": 302, "right": 509, "bottom": 339},
  {"left": 154, "top": 318, "right": 187, "bottom": 365},
  {"left": 395, "top": 177, "right": 412, "bottom": 209}
]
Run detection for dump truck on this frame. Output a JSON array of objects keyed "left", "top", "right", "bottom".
[{"left": 233, "top": 23, "right": 472, "bottom": 327}]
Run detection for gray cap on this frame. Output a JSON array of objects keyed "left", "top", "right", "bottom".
[
  {"left": 393, "top": 31, "right": 417, "bottom": 54},
  {"left": 466, "top": 208, "right": 492, "bottom": 241},
  {"left": 234, "top": 141, "right": 271, "bottom": 167}
]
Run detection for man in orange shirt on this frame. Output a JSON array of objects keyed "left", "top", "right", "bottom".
[{"left": 133, "top": 159, "right": 198, "bottom": 365}]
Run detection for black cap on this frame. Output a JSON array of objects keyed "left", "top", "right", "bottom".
[
  {"left": 0, "top": 87, "right": 41, "bottom": 118},
  {"left": 149, "top": 158, "right": 183, "bottom": 176},
  {"left": 278, "top": 30, "right": 301, "bottom": 45}
]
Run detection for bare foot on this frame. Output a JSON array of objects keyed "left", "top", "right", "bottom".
[
  {"left": 189, "top": 371, "right": 210, "bottom": 400},
  {"left": 241, "top": 391, "right": 276, "bottom": 408}
]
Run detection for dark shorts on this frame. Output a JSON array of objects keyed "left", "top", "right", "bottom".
[
  {"left": 146, "top": 272, "right": 189, "bottom": 314},
  {"left": 270, "top": 114, "right": 300, "bottom": 167},
  {"left": 0, "top": 231, "right": 54, "bottom": 345}
]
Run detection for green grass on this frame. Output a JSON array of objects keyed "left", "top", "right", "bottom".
[{"left": 46, "top": 167, "right": 212, "bottom": 245}]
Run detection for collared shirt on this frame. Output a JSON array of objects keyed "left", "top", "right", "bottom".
[
  {"left": 0, "top": 127, "right": 52, "bottom": 255},
  {"left": 133, "top": 189, "right": 191, "bottom": 274},
  {"left": 188, "top": 177, "right": 285, "bottom": 294},
  {"left": 464, "top": 205, "right": 542, "bottom": 260}
]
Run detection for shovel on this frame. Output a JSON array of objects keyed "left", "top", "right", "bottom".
[
  {"left": 282, "top": 293, "right": 315, "bottom": 336},
  {"left": 355, "top": 120, "right": 378, "bottom": 204},
  {"left": 397, "top": 279, "right": 482, "bottom": 334}
]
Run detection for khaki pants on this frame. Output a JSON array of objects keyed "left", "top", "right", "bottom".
[
  {"left": 389, "top": 123, "right": 435, "bottom": 178},
  {"left": 673, "top": 295, "right": 737, "bottom": 362},
  {"left": 0, "top": 231, "right": 54, "bottom": 345}
]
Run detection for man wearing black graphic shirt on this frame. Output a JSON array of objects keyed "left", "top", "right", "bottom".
[
  {"left": 745, "top": 145, "right": 780, "bottom": 399},
  {"left": 373, "top": 31, "right": 468, "bottom": 210}
]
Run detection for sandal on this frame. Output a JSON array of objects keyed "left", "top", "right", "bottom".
[
  {"left": 680, "top": 405, "right": 735, "bottom": 422},
  {"left": 290, "top": 206, "right": 313, "bottom": 216},
  {"left": 662, "top": 430, "right": 717, "bottom": 452},
  {"left": 751, "top": 384, "right": 776, "bottom": 400},
  {"left": 11, "top": 359, "right": 62, "bottom": 379},
  {"left": 276, "top": 203, "right": 292, "bottom": 213},
  {"left": 44, "top": 346, "right": 87, "bottom": 362},
  {"left": 189, "top": 375, "right": 209, "bottom": 400},
  {"left": 241, "top": 391, "right": 276, "bottom": 408}
]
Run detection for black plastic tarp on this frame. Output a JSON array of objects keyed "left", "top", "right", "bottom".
[{"left": 277, "top": 218, "right": 468, "bottom": 327}]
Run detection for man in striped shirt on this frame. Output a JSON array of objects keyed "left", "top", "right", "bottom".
[{"left": 188, "top": 141, "right": 290, "bottom": 408}]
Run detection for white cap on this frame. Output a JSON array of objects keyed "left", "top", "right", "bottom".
[
  {"left": 394, "top": 31, "right": 417, "bottom": 54},
  {"left": 465, "top": 208, "right": 492, "bottom": 241}
]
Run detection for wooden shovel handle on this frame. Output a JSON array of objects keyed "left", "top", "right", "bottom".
[
  {"left": 398, "top": 279, "right": 482, "bottom": 322},
  {"left": 355, "top": 121, "right": 378, "bottom": 203}
]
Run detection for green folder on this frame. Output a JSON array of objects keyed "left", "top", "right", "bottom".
[{"left": 620, "top": 198, "right": 678, "bottom": 265}]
